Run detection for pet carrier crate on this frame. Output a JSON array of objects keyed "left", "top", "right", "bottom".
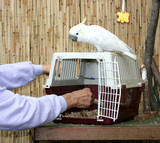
[{"left": 44, "top": 52, "right": 144, "bottom": 125}]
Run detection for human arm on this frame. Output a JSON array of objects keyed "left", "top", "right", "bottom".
[
  {"left": 0, "top": 87, "right": 93, "bottom": 131},
  {"left": 0, "top": 62, "right": 44, "bottom": 90}
]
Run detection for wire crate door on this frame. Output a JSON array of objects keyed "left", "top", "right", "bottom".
[{"left": 97, "top": 58, "right": 121, "bottom": 122}]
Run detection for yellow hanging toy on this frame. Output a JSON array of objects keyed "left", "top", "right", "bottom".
[{"left": 117, "top": 0, "right": 130, "bottom": 23}]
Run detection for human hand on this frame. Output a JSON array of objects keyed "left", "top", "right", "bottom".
[
  {"left": 42, "top": 65, "right": 51, "bottom": 75},
  {"left": 62, "top": 88, "right": 94, "bottom": 110},
  {"left": 43, "top": 62, "right": 62, "bottom": 76}
]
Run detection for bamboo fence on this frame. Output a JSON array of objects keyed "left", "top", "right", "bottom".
[{"left": 0, "top": 0, "right": 159, "bottom": 142}]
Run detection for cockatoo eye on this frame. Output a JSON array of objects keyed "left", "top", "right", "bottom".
[{"left": 76, "top": 33, "right": 79, "bottom": 35}]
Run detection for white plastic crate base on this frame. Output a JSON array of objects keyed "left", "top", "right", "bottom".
[{"left": 44, "top": 52, "right": 144, "bottom": 125}]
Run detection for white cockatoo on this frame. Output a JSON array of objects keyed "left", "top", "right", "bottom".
[{"left": 69, "top": 17, "right": 136, "bottom": 60}]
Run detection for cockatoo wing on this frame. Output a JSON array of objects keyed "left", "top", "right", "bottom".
[
  {"left": 83, "top": 25, "right": 136, "bottom": 60},
  {"left": 89, "top": 25, "right": 134, "bottom": 53}
]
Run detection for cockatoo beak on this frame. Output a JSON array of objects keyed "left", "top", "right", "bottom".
[{"left": 71, "top": 35, "right": 77, "bottom": 42}]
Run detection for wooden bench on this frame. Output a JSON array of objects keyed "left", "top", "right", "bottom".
[{"left": 33, "top": 115, "right": 160, "bottom": 141}]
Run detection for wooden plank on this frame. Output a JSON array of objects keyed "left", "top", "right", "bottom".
[{"left": 34, "top": 126, "right": 160, "bottom": 141}]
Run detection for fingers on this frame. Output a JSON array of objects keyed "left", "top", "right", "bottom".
[
  {"left": 84, "top": 88, "right": 92, "bottom": 96},
  {"left": 91, "top": 94, "right": 95, "bottom": 104},
  {"left": 75, "top": 88, "right": 94, "bottom": 108},
  {"left": 63, "top": 88, "right": 94, "bottom": 110}
]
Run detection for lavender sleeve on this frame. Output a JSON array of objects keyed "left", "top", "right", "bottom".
[
  {"left": 0, "top": 62, "right": 43, "bottom": 90},
  {"left": 0, "top": 62, "right": 67, "bottom": 131},
  {"left": 0, "top": 87, "right": 67, "bottom": 131}
]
